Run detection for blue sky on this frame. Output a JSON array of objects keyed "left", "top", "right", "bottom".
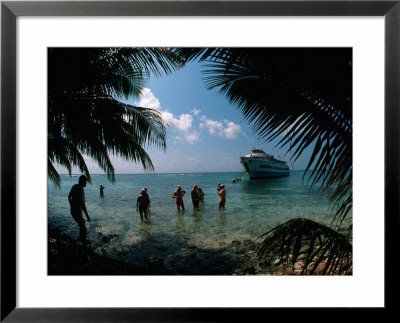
[{"left": 58, "top": 61, "right": 314, "bottom": 174}]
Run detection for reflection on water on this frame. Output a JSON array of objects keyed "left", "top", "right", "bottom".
[
  {"left": 192, "top": 213, "right": 203, "bottom": 231},
  {"left": 139, "top": 221, "right": 152, "bottom": 237},
  {"left": 175, "top": 213, "right": 186, "bottom": 235},
  {"left": 217, "top": 213, "right": 227, "bottom": 237}
]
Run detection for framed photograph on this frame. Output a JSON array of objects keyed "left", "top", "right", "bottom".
[{"left": 2, "top": 0, "right": 398, "bottom": 321}]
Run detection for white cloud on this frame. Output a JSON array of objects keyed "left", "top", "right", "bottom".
[
  {"left": 199, "top": 116, "right": 243, "bottom": 139},
  {"left": 173, "top": 131, "right": 200, "bottom": 145},
  {"left": 222, "top": 120, "right": 243, "bottom": 139},
  {"left": 184, "top": 131, "right": 200, "bottom": 144},
  {"left": 199, "top": 117, "right": 224, "bottom": 135},
  {"left": 137, "top": 88, "right": 242, "bottom": 144},
  {"left": 191, "top": 108, "right": 201, "bottom": 116},
  {"left": 137, "top": 88, "right": 197, "bottom": 144},
  {"left": 137, "top": 88, "right": 161, "bottom": 110},
  {"left": 162, "top": 111, "right": 193, "bottom": 132}
]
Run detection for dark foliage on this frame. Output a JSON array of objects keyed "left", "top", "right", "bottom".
[
  {"left": 174, "top": 48, "right": 353, "bottom": 274},
  {"left": 48, "top": 48, "right": 185, "bottom": 186},
  {"left": 257, "top": 218, "right": 352, "bottom": 275},
  {"left": 175, "top": 47, "right": 352, "bottom": 224}
]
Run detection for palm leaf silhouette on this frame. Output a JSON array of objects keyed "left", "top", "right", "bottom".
[
  {"left": 175, "top": 48, "right": 352, "bottom": 223},
  {"left": 48, "top": 48, "right": 185, "bottom": 186},
  {"left": 175, "top": 48, "right": 353, "bottom": 274},
  {"left": 257, "top": 218, "right": 352, "bottom": 275}
]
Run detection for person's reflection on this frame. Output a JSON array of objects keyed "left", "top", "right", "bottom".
[
  {"left": 139, "top": 219, "right": 152, "bottom": 237},
  {"left": 219, "top": 212, "right": 227, "bottom": 227},
  {"left": 192, "top": 212, "right": 203, "bottom": 232},
  {"left": 217, "top": 212, "right": 227, "bottom": 237},
  {"left": 175, "top": 213, "right": 186, "bottom": 234}
]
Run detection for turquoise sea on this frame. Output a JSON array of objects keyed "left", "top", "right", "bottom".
[{"left": 48, "top": 171, "right": 351, "bottom": 274}]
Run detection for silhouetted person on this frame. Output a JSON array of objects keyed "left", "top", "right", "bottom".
[
  {"left": 99, "top": 184, "right": 105, "bottom": 196},
  {"left": 137, "top": 188, "right": 150, "bottom": 221},
  {"left": 191, "top": 184, "right": 200, "bottom": 209},
  {"left": 68, "top": 175, "right": 91, "bottom": 242}
]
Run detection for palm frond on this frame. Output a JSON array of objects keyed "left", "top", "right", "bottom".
[
  {"left": 48, "top": 134, "right": 92, "bottom": 183},
  {"left": 48, "top": 158, "right": 61, "bottom": 187},
  {"left": 48, "top": 47, "right": 183, "bottom": 186},
  {"left": 177, "top": 48, "right": 352, "bottom": 222},
  {"left": 256, "top": 218, "right": 352, "bottom": 275},
  {"left": 175, "top": 48, "right": 354, "bottom": 274}
]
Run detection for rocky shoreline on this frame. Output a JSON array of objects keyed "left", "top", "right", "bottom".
[
  {"left": 49, "top": 228, "right": 340, "bottom": 275},
  {"left": 48, "top": 228, "right": 266, "bottom": 275},
  {"left": 48, "top": 228, "right": 171, "bottom": 275}
]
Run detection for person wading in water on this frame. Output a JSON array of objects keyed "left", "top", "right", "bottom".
[
  {"left": 172, "top": 185, "right": 186, "bottom": 211},
  {"left": 136, "top": 188, "right": 150, "bottom": 221},
  {"left": 191, "top": 184, "right": 200, "bottom": 210},
  {"left": 217, "top": 182, "right": 226, "bottom": 210},
  {"left": 68, "top": 175, "right": 91, "bottom": 243}
]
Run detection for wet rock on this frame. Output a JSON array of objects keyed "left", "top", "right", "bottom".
[
  {"left": 118, "top": 250, "right": 128, "bottom": 257},
  {"left": 294, "top": 261, "right": 304, "bottom": 275},
  {"left": 275, "top": 269, "right": 293, "bottom": 276},
  {"left": 297, "top": 254, "right": 306, "bottom": 261},
  {"left": 145, "top": 257, "right": 170, "bottom": 274},
  {"left": 150, "top": 257, "right": 164, "bottom": 265},
  {"left": 306, "top": 261, "right": 327, "bottom": 275},
  {"left": 48, "top": 228, "right": 145, "bottom": 275},
  {"left": 242, "top": 239, "right": 255, "bottom": 247}
]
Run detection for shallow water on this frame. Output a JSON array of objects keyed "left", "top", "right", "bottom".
[{"left": 48, "top": 171, "right": 351, "bottom": 274}]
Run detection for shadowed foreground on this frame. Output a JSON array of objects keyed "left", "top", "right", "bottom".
[
  {"left": 49, "top": 228, "right": 152, "bottom": 275},
  {"left": 49, "top": 225, "right": 350, "bottom": 276},
  {"left": 48, "top": 228, "right": 260, "bottom": 275}
]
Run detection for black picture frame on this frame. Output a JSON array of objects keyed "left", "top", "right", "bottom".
[{"left": 1, "top": 0, "right": 398, "bottom": 321}]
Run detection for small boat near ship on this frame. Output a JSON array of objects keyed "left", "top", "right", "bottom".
[{"left": 240, "top": 148, "right": 290, "bottom": 179}]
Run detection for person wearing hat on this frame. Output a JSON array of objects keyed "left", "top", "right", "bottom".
[
  {"left": 172, "top": 185, "right": 186, "bottom": 211},
  {"left": 68, "top": 175, "right": 91, "bottom": 243},
  {"left": 218, "top": 183, "right": 226, "bottom": 209},
  {"left": 136, "top": 188, "right": 150, "bottom": 221},
  {"left": 191, "top": 184, "right": 200, "bottom": 210}
]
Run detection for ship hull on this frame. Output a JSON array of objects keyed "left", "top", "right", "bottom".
[
  {"left": 240, "top": 157, "right": 290, "bottom": 179},
  {"left": 247, "top": 171, "right": 290, "bottom": 179}
]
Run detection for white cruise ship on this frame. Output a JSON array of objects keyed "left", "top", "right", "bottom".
[{"left": 240, "top": 148, "right": 290, "bottom": 179}]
